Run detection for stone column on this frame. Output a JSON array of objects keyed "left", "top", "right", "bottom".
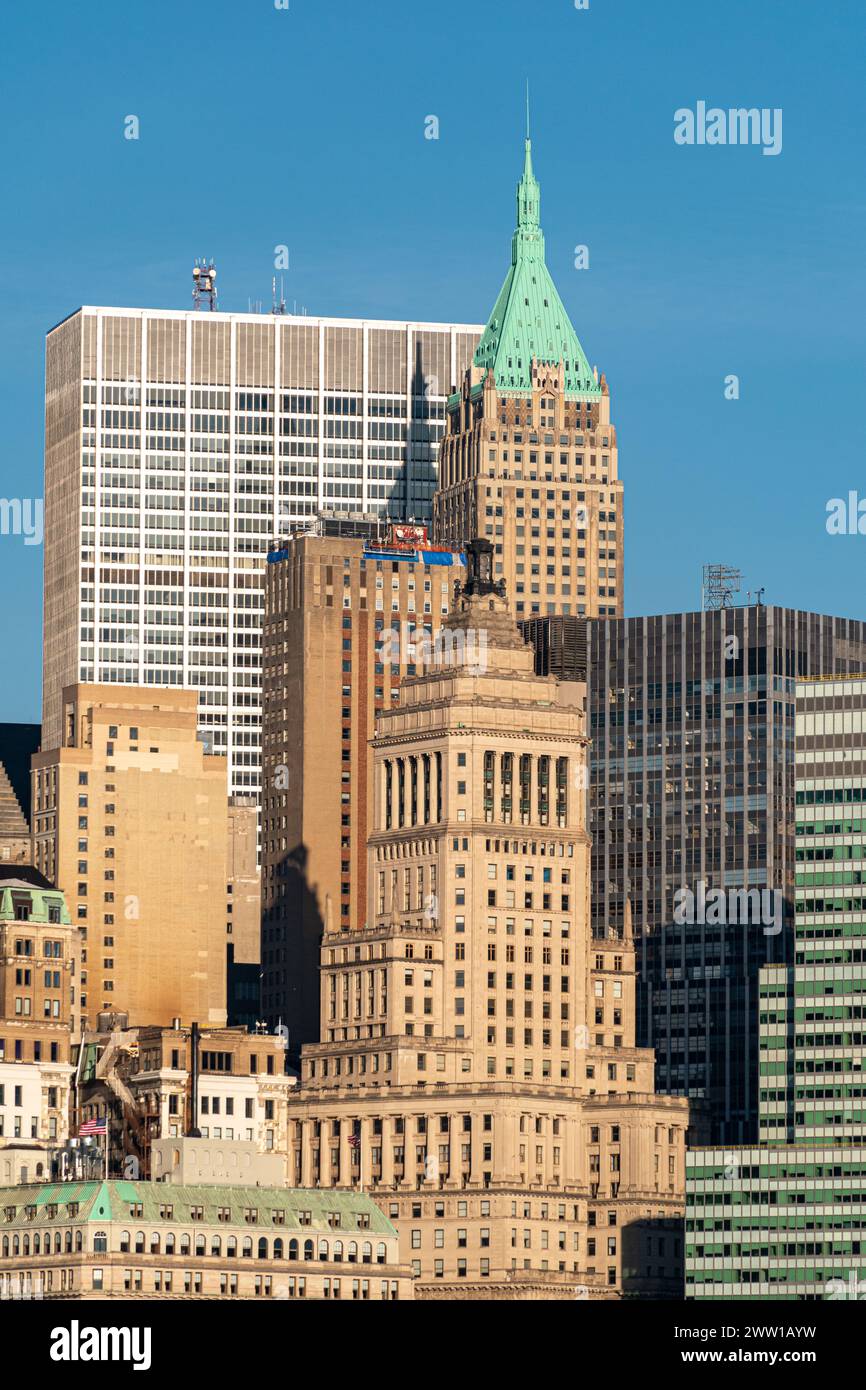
[
  {"left": 381, "top": 1115, "right": 394, "bottom": 1187},
  {"left": 338, "top": 1119, "right": 352, "bottom": 1189},
  {"left": 359, "top": 1115, "right": 372, "bottom": 1189},
  {"left": 299, "top": 1118, "right": 312, "bottom": 1188}
]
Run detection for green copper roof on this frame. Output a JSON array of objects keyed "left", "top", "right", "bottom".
[
  {"left": 0, "top": 1181, "right": 398, "bottom": 1236},
  {"left": 473, "top": 139, "right": 599, "bottom": 397},
  {"left": 0, "top": 883, "right": 70, "bottom": 926}
]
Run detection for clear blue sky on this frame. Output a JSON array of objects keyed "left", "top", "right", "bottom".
[{"left": 2, "top": 0, "right": 865, "bottom": 722}]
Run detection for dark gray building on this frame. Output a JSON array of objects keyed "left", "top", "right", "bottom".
[
  {"left": 587, "top": 605, "right": 866, "bottom": 1144},
  {"left": 521, "top": 606, "right": 866, "bottom": 1144}
]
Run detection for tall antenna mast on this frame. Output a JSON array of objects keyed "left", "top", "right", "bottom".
[
  {"left": 701, "top": 564, "right": 742, "bottom": 611},
  {"left": 192, "top": 258, "right": 217, "bottom": 311},
  {"left": 525, "top": 78, "right": 530, "bottom": 140}
]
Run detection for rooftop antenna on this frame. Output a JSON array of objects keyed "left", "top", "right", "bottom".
[
  {"left": 272, "top": 276, "right": 286, "bottom": 315},
  {"left": 525, "top": 79, "right": 531, "bottom": 142},
  {"left": 702, "top": 564, "right": 742, "bottom": 611},
  {"left": 192, "top": 258, "right": 217, "bottom": 311}
]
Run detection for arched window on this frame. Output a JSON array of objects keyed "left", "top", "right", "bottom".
[
  {"left": 180, "top": 1234, "right": 191, "bottom": 1256},
  {"left": 53, "top": 1232, "right": 61, "bottom": 1254},
  {"left": 303, "top": 1238, "right": 314, "bottom": 1262},
  {"left": 33, "top": 1234, "right": 41, "bottom": 1255},
  {"left": 332, "top": 1240, "right": 343, "bottom": 1262},
  {"left": 288, "top": 1238, "right": 298, "bottom": 1261},
  {"left": 242, "top": 1237, "right": 253, "bottom": 1258},
  {"left": 94, "top": 1231, "right": 108, "bottom": 1253},
  {"left": 165, "top": 1233, "right": 175, "bottom": 1255},
  {"left": 64, "top": 1231, "right": 72, "bottom": 1253},
  {"left": 12, "top": 1236, "right": 19, "bottom": 1255},
  {"left": 195, "top": 1234, "right": 206, "bottom": 1257},
  {"left": 258, "top": 1237, "right": 268, "bottom": 1260},
  {"left": 1, "top": 1236, "right": 8, "bottom": 1257},
  {"left": 75, "top": 1230, "right": 83, "bottom": 1253},
  {"left": 348, "top": 1241, "right": 358, "bottom": 1264},
  {"left": 119, "top": 1231, "right": 130, "bottom": 1253},
  {"left": 134, "top": 1232, "right": 145, "bottom": 1254},
  {"left": 22, "top": 1235, "right": 30, "bottom": 1256},
  {"left": 226, "top": 1236, "right": 237, "bottom": 1258},
  {"left": 377, "top": 1242, "right": 387, "bottom": 1264},
  {"left": 318, "top": 1238, "right": 328, "bottom": 1260},
  {"left": 211, "top": 1236, "right": 221, "bottom": 1257},
  {"left": 150, "top": 1233, "right": 160, "bottom": 1255},
  {"left": 273, "top": 1237, "right": 283, "bottom": 1259}
]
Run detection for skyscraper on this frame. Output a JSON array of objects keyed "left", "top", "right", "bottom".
[
  {"left": 284, "top": 545, "right": 690, "bottom": 1299},
  {"left": 588, "top": 605, "right": 866, "bottom": 1143},
  {"left": 260, "top": 518, "right": 464, "bottom": 1056},
  {"left": 432, "top": 139, "right": 623, "bottom": 620},
  {"left": 42, "top": 310, "right": 482, "bottom": 798},
  {"left": 32, "top": 685, "right": 228, "bottom": 1029},
  {"left": 686, "top": 675, "right": 866, "bottom": 1299}
]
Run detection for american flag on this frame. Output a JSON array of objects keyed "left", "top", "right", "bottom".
[
  {"left": 79, "top": 1118, "right": 107, "bottom": 1136},
  {"left": 348, "top": 1133, "right": 360, "bottom": 1149}
]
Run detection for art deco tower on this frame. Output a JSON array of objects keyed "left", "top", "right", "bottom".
[
  {"left": 286, "top": 545, "right": 689, "bottom": 1299},
  {"left": 433, "top": 139, "right": 623, "bottom": 621}
]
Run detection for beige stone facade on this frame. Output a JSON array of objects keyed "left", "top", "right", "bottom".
[
  {"left": 433, "top": 366, "right": 622, "bottom": 620},
  {"left": 283, "top": 552, "right": 689, "bottom": 1298},
  {"left": 226, "top": 797, "right": 260, "bottom": 967},
  {"left": 31, "top": 686, "right": 228, "bottom": 1030}
]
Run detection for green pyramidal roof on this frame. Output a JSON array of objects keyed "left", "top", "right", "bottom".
[{"left": 473, "top": 139, "right": 600, "bottom": 397}]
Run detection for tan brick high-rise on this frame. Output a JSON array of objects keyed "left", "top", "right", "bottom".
[
  {"left": 261, "top": 518, "right": 464, "bottom": 1057},
  {"left": 31, "top": 685, "right": 227, "bottom": 1030},
  {"left": 433, "top": 138, "right": 623, "bottom": 621},
  {"left": 285, "top": 544, "right": 688, "bottom": 1298}
]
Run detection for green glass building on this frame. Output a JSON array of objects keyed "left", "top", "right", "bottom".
[{"left": 686, "top": 676, "right": 866, "bottom": 1299}]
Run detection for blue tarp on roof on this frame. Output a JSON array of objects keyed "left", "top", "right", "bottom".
[{"left": 420, "top": 551, "right": 465, "bottom": 566}]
